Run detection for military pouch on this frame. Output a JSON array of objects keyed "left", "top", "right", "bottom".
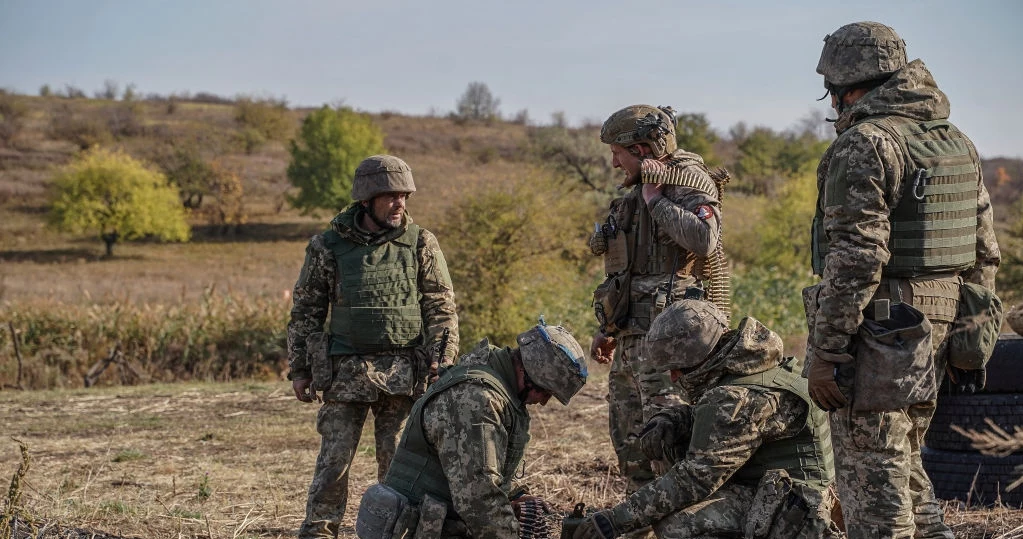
[
  {"left": 412, "top": 493, "right": 446, "bottom": 539},
  {"left": 603, "top": 231, "right": 629, "bottom": 275},
  {"left": 852, "top": 301, "right": 935, "bottom": 412},
  {"left": 306, "top": 332, "right": 333, "bottom": 392},
  {"left": 355, "top": 483, "right": 418, "bottom": 539},
  {"left": 948, "top": 281, "right": 1003, "bottom": 370},
  {"left": 744, "top": 470, "right": 841, "bottom": 539},
  {"left": 593, "top": 273, "right": 631, "bottom": 334}
]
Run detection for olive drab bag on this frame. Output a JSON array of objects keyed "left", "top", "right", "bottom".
[{"left": 948, "top": 281, "right": 1003, "bottom": 370}]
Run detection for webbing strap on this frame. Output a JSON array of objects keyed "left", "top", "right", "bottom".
[
  {"left": 918, "top": 199, "right": 977, "bottom": 214},
  {"left": 892, "top": 216, "right": 977, "bottom": 232},
  {"left": 917, "top": 182, "right": 977, "bottom": 196},
  {"left": 890, "top": 234, "right": 976, "bottom": 249},
  {"left": 894, "top": 252, "right": 976, "bottom": 267}
]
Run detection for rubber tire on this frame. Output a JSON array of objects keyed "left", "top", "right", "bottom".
[
  {"left": 926, "top": 393, "right": 1023, "bottom": 452},
  {"left": 984, "top": 334, "right": 1023, "bottom": 393},
  {"left": 922, "top": 446, "right": 1023, "bottom": 507}
]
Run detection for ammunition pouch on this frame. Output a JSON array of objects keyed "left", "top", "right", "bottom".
[
  {"left": 593, "top": 273, "right": 631, "bottom": 334},
  {"left": 852, "top": 302, "right": 935, "bottom": 412},
  {"left": 603, "top": 230, "right": 629, "bottom": 275},
  {"left": 306, "top": 332, "right": 333, "bottom": 392},
  {"left": 948, "top": 281, "right": 1003, "bottom": 370},
  {"left": 744, "top": 470, "right": 842, "bottom": 539},
  {"left": 355, "top": 484, "right": 418, "bottom": 539}
]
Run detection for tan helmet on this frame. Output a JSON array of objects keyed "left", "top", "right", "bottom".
[
  {"left": 600, "top": 105, "right": 677, "bottom": 158},
  {"left": 351, "top": 155, "right": 417, "bottom": 202},
  {"left": 816, "top": 21, "right": 907, "bottom": 88},
  {"left": 643, "top": 299, "right": 729, "bottom": 373},
  {"left": 516, "top": 322, "right": 588, "bottom": 405}
]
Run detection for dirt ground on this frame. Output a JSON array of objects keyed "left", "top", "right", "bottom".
[{"left": 1, "top": 375, "right": 1020, "bottom": 538}]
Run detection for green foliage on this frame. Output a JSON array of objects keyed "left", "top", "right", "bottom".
[
  {"left": 47, "top": 147, "right": 190, "bottom": 256},
  {"left": 731, "top": 265, "right": 816, "bottom": 337},
  {"left": 234, "top": 96, "right": 292, "bottom": 144},
  {"left": 154, "top": 144, "right": 219, "bottom": 209},
  {"left": 732, "top": 127, "right": 829, "bottom": 195},
  {"left": 756, "top": 171, "right": 818, "bottom": 268},
  {"left": 112, "top": 449, "right": 146, "bottom": 462},
  {"left": 1, "top": 291, "right": 289, "bottom": 389},
  {"left": 286, "top": 105, "right": 385, "bottom": 214},
  {"left": 675, "top": 113, "right": 719, "bottom": 166},
  {"left": 439, "top": 172, "right": 599, "bottom": 346},
  {"left": 196, "top": 472, "right": 212, "bottom": 502}
]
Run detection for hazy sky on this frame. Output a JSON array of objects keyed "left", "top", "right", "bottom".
[{"left": 2, "top": 0, "right": 1020, "bottom": 157}]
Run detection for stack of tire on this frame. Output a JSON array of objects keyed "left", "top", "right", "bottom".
[{"left": 923, "top": 306, "right": 1023, "bottom": 508}]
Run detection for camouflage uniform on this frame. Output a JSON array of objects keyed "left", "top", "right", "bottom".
[
  {"left": 587, "top": 317, "right": 836, "bottom": 538},
  {"left": 592, "top": 147, "right": 722, "bottom": 493},
  {"left": 289, "top": 203, "right": 458, "bottom": 539},
  {"left": 807, "top": 23, "right": 999, "bottom": 539}
]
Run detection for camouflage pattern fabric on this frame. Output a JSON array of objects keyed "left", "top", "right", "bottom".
[
  {"left": 594, "top": 149, "right": 721, "bottom": 492},
  {"left": 603, "top": 320, "right": 833, "bottom": 535},
  {"left": 298, "top": 396, "right": 412, "bottom": 539},
  {"left": 809, "top": 58, "right": 998, "bottom": 539},
  {"left": 420, "top": 355, "right": 530, "bottom": 538},
  {"left": 288, "top": 207, "right": 458, "bottom": 537}
]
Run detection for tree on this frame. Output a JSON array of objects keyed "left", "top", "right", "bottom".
[
  {"left": 528, "top": 125, "right": 615, "bottom": 193},
  {"left": 286, "top": 105, "right": 385, "bottom": 214},
  {"left": 455, "top": 82, "right": 501, "bottom": 122},
  {"left": 675, "top": 113, "right": 719, "bottom": 166},
  {"left": 48, "top": 147, "right": 190, "bottom": 257}
]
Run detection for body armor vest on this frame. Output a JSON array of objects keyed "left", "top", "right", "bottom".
[
  {"left": 384, "top": 350, "right": 531, "bottom": 515},
  {"left": 602, "top": 187, "right": 689, "bottom": 277},
  {"left": 700, "top": 363, "right": 834, "bottom": 489},
  {"left": 325, "top": 223, "right": 423, "bottom": 355},
  {"left": 812, "top": 116, "right": 979, "bottom": 278}
]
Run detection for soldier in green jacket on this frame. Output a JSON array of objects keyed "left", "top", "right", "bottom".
[
  {"left": 356, "top": 321, "right": 588, "bottom": 538},
  {"left": 287, "top": 155, "right": 459, "bottom": 539},
  {"left": 575, "top": 300, "right": 839, "bottom": 538},
  {"left": 805, "top": 22, "right": 1000, "bottom": 539}
]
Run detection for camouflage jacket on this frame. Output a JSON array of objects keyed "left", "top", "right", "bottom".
[
  {"left": 811, "top": 59, "right": 1000, "bottom": 353},
  {"left": 592, "top": 149, "right": 722, "bottom": 337},
  {"left": 611, "top": 319, "right": 828, "bottom": 532},
  {"left": 286, "top": 206, "right": 459, "bottom": 400},
  {"left": 420, "top": 346, "right": 528, "bottom": 538}
]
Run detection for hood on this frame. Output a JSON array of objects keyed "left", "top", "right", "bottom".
[
  {"left": 835, "top": 59, "right": 950, "bottom": 133},
  {"left": 680, "top": 317, "right": 784, "bottom": 397},
  {"left": 329, "top": 204, "right": 411, "bottom": 245}
]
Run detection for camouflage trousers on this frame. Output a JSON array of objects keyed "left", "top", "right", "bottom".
[
  {"left": 651, "top": 482, "right": 754, "bottom": 539},
  {"left": 299, "top": 395, "right": 413, "bottom": 539},
  {"left": 609, "top": 334, "right": 686, "bottom": 494},
  {"left": 830, "top": 321, "right": 953, "bottom": 539}
]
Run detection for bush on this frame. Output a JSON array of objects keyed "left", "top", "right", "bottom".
[
  {"left": 455, "top": 82, "right": 501, "bottom": 123},
  {"left": 0, "top": 90, "right": 28, "bottom": 147},
  {"left": 731, "top": 265, "right": 816, "bottom": 337},
  {"left": 234, "top": 96, "right": 292, "bottom": 144},
  {"left": 47, "top": 104, "right": 113, "bottom": 149}
]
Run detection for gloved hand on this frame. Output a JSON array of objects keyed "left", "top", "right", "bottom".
[
  {"left": 414, "top": 346, "right": 441, "bottom": 385},
  {"left": 639, "top": 414, "right": 676, "bottom": 463},
  {"left": 590, "top": 332, "right": 617, "bottom": 365},
  {"left": 806, "top": 355, "right": 848, "bottom": 412},
  {"left": 947, "top": 366, "right": 987, "bottom": 394},
  {"left": 573, "top": 510, "right": 618, "bottom": 539}
]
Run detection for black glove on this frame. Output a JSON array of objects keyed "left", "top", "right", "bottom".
[
  {"left": 948, "top": 366, "right": 986, "bottom": 394},
  {"left": 639, "top": 414, "right": 674, "bottom": 462},
  {"left": 573, "top": 511, "right": 618, "bottom": 539}
]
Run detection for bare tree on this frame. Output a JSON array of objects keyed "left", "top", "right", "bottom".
[{"left": 455, "top": 82, "right": 501, "bottom": 122}]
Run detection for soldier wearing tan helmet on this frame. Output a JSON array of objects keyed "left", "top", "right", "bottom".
[
  {"left": 806, "top": 21, "right": 1000, "bottom": 539},
  {"left": 286, "top": 154, "right": 459, "bottom": 539},
  {"left": 589, "top": 104, "right": 728, "bottom": 497},
  {"left": 575, "top": 300, "right": 840, "bottom": 539},
  {"left": 357, "top": 320, "right": 588, "bottom": 538}
]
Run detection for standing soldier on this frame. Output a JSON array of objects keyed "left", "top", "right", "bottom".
[
  {"left": 287, "top": 154, "right": 459, "bottom": 539},
  {"left": 805, "top": 22, "right": 1000, "bottom": 538},
  {"left": 589, "top": 104, "right": 727, "bottom": 494},
  {"left": 356, "top": 321, "right": 589, "bottom": 538}
]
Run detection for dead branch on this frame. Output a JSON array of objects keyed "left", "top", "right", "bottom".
[
  {"left": 3, "top": 321, "right": 25, "bottom": 390},
  {"left": 951, "top": 418, "right": 1023, "bottom": 457}
]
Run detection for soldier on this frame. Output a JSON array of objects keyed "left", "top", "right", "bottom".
[
  {"left": 356, "top": 321, "right": 589, "bottom": 538},
  {"left": 806, "top": 22, "right": 1000, "bottom": 538},
  {"left": 574, "top": 300, "right": 839, "bottom": 538},
  {"left": 287, "top": 154, "right": 459, "bottom": 539},
  {"left": 589, "top": 104, "right": 727, "bottom": 495}
]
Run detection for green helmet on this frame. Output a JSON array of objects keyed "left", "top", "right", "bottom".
[
  {"left": 600, "top": 105, "right": 677, "bottom": 158},
  {"left": 516, "top": 323, "right": 588, "bottom": 405},
  {"left": 643, "top": 299, "right": 728, "bottom": 372},
  {"left": 816, "top": 21, "right": 906, "bottom": 88},
  {"left": 352, "top": 155, "right": 417, "bottom": 202}
]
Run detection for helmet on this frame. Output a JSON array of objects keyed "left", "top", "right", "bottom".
[
  {"left": 352, "top": 155, "right": 417, "bottom": 202},
  {"left": 600, "top": 105, "right": 677, "bottom": 158},
  {"left": 816, "top": 21, "right": 906, "bottom": 88},
  {"left": 516, "top": 323, "right": 588, "bottom": 405},
  {"left": 643, "top": 299, "right": 728, "bottom": 372}
]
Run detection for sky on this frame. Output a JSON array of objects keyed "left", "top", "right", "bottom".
[{"left": 2, "top": 0, "right": 1021, "bottom": 158}]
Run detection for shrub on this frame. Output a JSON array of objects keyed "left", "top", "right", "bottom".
[
  {"left": 234, "top": 96, "right": 292, "bottom": 144},
  {"left": 455, "top": 82, "right": 501, "bottom": 123},
  {"left": 0, "top": 90, "right": 28, "bottom": 147},
  {"left": 48, "top": 104, "right": 113, "bottom": 149}
]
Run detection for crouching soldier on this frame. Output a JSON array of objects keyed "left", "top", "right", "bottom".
[
  {"left": 356, "top": 321, "right": 589, "bottom": 538},
  {"left": 575, "top": 300, "right": 842, "bottom": 538}
]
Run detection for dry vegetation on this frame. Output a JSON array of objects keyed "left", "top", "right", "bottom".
[{"left": 1, "top": 93, "right": 1022, "bottom": 537}]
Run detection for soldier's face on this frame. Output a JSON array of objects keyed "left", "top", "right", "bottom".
[
  {"left": 610, "top": 144, "right": 643, "bottom": 185},
  {"left": 368, "top": 192, "right": 408, "bottom": 229}
]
